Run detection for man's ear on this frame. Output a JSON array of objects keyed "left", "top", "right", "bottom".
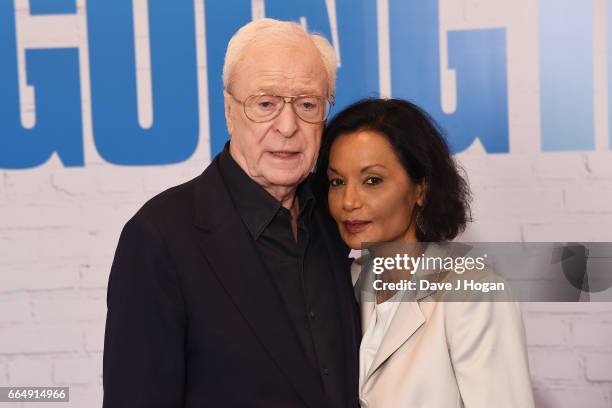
[{"left": 223, "top": 90, "right": 234, "bottom": 135}]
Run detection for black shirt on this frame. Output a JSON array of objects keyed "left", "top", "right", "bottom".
[{"left": 218, "top": 144, "right": 346, "bottom": 408}]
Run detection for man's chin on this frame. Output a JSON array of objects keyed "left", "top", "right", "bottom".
[
  {"left": 267, "top": 177, "right": 306, "bottom": 188},
  {"left": 262, "top": 169, "right": 309, "bottom": 187}
]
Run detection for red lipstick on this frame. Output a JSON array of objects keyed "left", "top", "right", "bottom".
[{"left": 343, "top": 220, "right": 371, "bottom": 233}]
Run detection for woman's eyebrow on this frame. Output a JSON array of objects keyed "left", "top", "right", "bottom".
[{"left": 360, "top": 164, "right": 386, "bottom": 172}]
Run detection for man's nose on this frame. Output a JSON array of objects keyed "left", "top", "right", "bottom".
[{"left": 273, "top": 102, "right": 298, "bottom": 137}]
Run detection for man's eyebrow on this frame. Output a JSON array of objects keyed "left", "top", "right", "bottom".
[
  {"left": 297, "top": 88, "right": 324, "bottom": 95},
  {"left": 254, "top": 86, "right": 277, "bottom": 94},
  {"left": 254, "top": 86, "right": 323, "bottom": 96}
]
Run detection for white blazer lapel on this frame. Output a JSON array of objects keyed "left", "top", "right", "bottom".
[
  {"left": 364, "top": 296, "right": 425, "bottom": 384},
  {"left": 359, "top": 243, "right": 476, "bottom": 388},
  {"left": 355, "top": 244, "right": 441, "bottom": 386}
]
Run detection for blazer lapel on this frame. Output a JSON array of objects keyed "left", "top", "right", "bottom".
[
  {"left": 315, "top": 210, "right": 361, "bottom": 407},
  {"left": 360, "top": 243, "right": 472, "bottom": 386},
  {"left": 356, "top": 254, "right": 426, "bottom": 387},
  {"left": 364, "top": 298, "right": 425, "bottom": 384},
  {"left": 193, "top": 159, "right": 329, "bottom": 408}
]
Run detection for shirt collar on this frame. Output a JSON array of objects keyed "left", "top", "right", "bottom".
[{"left": 218, "top": 142, "right": 316, "bottom": 239}]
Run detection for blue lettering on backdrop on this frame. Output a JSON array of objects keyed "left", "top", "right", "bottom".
[
  {"left": 30, "top": 0, "right": 76, "bottom": 15},
  {"left": 332, "top": 0, "right": 379, "bottom": 107},
  {"left": 2, "top": 1, "right": 608, "bottom": 169},
  {"left": 0, "top": 0, "right": 83, "bottom": 168},
  {"left": 204, "top": 0, "right": 251, "bottom": 157},
  {"left": 206, "top": 0, "right": 380, "bottom": 156},
  {"left": 540, "top": 0, "right": 594, "bottom": 151},
  {"left": 87, "top": 0, "right": 199, "bottom": 165},
  {"left": 389, "top": 0, "right": 509, "bottom": 153},
  {"left": 264, "top": 0, "right": 380, "bottom": 127}
]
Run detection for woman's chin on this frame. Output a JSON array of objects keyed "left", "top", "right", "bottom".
[
  {"left": 341, "top": 233, "right": 370, "bottom": 251},
  {"left": 348, "top": 242, "right": 361, "bottom": 251}
]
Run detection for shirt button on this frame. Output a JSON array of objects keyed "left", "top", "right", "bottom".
[
  {"left": 308, "top": 310, "right": 316, "bottom": 320},
  {"left": 322, "top": 367, "right": 329, "bottom": 376}
]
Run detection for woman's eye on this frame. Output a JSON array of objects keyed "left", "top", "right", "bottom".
[
  {"left": 365, "top": 177, "right": 383, "bottom": 185},
  {"left": 329, "top": 178, "right": 344, "bottom": 187}
]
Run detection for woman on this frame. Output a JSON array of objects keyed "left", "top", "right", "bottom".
[{"left": 315, "top": 99, "right": 534, "bottom": 408}]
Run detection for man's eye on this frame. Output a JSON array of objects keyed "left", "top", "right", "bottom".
[
  {"left": 258, "top": 101, "right": 277, "bottom": 110},
  {"left": 253, "top": 96, "right": 280, "bottom": 111},
  {"left": 329, "top": 178, "right": 344, "bottom": 187},
  {"left": 297, "top": 98, "right": 320, "bottom": 111},
  {"left": 301, "top": 102, "right": 317, "bottom": 110},
  {"left": 365, "top": 177, "right": 383, "bottom": 185}
]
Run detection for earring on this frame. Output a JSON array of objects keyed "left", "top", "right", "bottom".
[{"left": 415, "top": 208, "right": 426, "bottom": 235}]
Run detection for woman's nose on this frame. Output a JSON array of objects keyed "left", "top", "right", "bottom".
[{"left": 342, "top": 183, "right": 362, "bottom": 211}]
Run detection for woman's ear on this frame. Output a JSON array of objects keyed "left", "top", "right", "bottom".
[{"left": 416, "top": 180, "right": 427, "bottom": 207}]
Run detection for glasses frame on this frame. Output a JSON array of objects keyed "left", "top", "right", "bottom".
[{"left": 227, "top": 91, "right": 335, "bottom": 124}]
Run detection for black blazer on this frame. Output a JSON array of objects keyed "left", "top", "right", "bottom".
[{"left": 103, "top": 155, "right": 361, "bottom": 408}]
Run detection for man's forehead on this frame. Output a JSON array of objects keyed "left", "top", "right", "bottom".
[
  {"left": 230, "top": 39, "right": 328, "bottom": 90},
  {"left": 251, "top": 71, "right": 325, "bottom": 94},
  {"left": 233, "top": 62, "right": 328, "bottom": 96}
]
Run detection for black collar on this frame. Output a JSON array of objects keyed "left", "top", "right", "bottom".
[{"left": 218, "top": 142, "right": 315, "bottom": 239}]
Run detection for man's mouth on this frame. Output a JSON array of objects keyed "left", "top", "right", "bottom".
[
  {"left": 343, "top": 220, "right": 371, "bottom": 234},
  {"left": 270, "top": 151, "right": 300, "bottom": 159}
]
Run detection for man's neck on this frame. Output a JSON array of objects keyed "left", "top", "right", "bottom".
[
  {"left": 265, "top": 186, "right": 300, "bottom": 241},
  {"left": 267, "top": 186, "right": 297, "bottom": 210},
  {"left": 228, "top": 145, "right": 301, "bottom": 210}
]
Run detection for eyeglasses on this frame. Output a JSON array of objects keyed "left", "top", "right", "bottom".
[{"left": 227, "top": 92, "right": 334, "bottom": 124}]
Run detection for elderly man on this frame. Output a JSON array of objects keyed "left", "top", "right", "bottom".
[{"left": 103, "top": 18, "right": 360, "bottom": 408}]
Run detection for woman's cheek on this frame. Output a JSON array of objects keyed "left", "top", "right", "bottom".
[{"left": 366, "top": 195, "right": 386, "bottom": 222}]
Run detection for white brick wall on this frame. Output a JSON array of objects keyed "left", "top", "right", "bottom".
[
  {"left": 586, "top": 354, "right": 612, "bottom": 381},
  {"left": 0, "top": 327, "right": 81, "bottom": 354},
  {"left": 522, "top": 303, "right": 612, "bottom": 407},
  {"left": 533, "top": 386, "right": 611, "bottom": 408},
  {"left": 1, "top": 0, "right": 611, "bottom": 407},
  {"left": 8, "top": 359, "right": 53, "bottom": 386},
  {"left": 53, "top": 356, "right": 101, "bottom": 385},
  {"left": 529, "top": 350, "right": 583, "bottom": 381}
]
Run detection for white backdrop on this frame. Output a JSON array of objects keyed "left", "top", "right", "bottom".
[{"left": 1, "top": 0, "right": 611, "bottom": 406}]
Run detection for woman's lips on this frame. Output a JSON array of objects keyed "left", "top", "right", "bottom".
[{"left": 343, "top": 220, "right": 371, "bottom": 234}]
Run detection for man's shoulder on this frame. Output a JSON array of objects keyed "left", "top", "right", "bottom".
[
  {"left": 140, "top": 176, "right": 198, "bottom": 217},
  {"left": 130, "top": 159, "right": 223, "bottom": 228},
  {"left": 122, "top": 176, "right": 198, "bottom": 238}
]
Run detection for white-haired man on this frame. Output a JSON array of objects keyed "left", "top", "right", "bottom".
[{"left": 103, "top": 19, "right": 360, "bottom": 408}]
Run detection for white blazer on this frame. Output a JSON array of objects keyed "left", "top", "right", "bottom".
[{"left": 352, "top": 247, "right": 535, "bottom": 408}]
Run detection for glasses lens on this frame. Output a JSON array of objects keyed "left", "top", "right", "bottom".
[
  {"left": 245, "top": 95, "right": 283, "bottom": 121},
  {"left": 293, "top": 96, "right": 329, "bottom": 123},
  {"left": 243, "top": 94, "right": 331, "bottom": 123}
]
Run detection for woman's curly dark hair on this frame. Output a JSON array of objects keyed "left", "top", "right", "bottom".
[{"left": 314, "top": 98, "right": 472, "bottom": 242}]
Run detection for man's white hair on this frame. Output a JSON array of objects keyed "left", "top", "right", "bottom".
[{"left": 222, "top": 18, "right": 338, "bottom": 97}]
